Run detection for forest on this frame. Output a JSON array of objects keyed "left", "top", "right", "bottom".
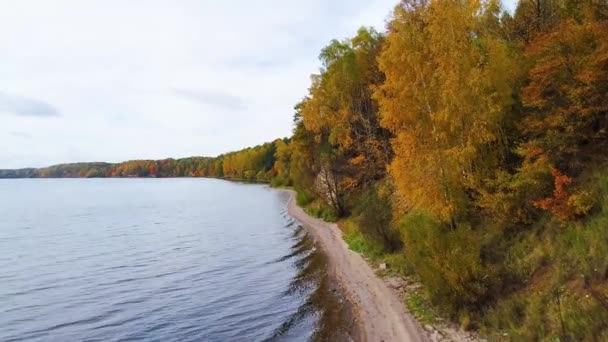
[
  {"left": 2, "top": 0, "right": 607, "bottom": 338},
  {"left": 0, "top": 140, "right": 286, "bottom": 181},
  {"left": 279, "top": 0, "right": 608, "bottom": 339}
]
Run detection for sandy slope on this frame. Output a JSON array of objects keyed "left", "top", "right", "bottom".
[{"left": 286, "top": 192, "right": 428, "bottom": 342}]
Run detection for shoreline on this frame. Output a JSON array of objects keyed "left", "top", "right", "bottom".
[{"left": 284, "top": 190, "right": 428, "bottom": 342}]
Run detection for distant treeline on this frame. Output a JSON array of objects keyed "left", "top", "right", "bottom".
[{"left": 0, "top": 139, "right": 290, "bottom": 183}]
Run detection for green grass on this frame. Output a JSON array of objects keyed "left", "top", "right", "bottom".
[
  {"left": 342, "top": 219, "right": 414, "bottom": 279},
  {"left": 304, "top": 199, "right": 338, "bottom": 222},
  {"left": 380, "top": 253, "right": 411, "bottom": 276},
  {"left": 296, "top": 191, "right": 314, "bottom": 206},
  {"left": 405, "top": 291, "right": 436, "bottom": 324},
  {"left": 342, "top": 219, "right": 384, "bottom": 258}
]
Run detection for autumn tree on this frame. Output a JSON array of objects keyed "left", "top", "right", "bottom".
[
  {"left": 299, "top": 27, "right": 391, "bottom": 215},
  {"left": 289, "top": 103, "right": 321, "bottom": 203},
  {"left": 375, "top": 0, "right": 517, "bottom": 223},
  {"left": 521, "top": 15, "right": 608, "bottom": 174}
]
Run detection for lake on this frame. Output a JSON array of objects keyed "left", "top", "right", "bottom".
[{"left": 0, "top": 178, "right": 347, "bottom": 341}]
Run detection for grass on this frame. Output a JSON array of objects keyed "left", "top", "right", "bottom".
[
  {"left": 478, "top": 170, "right": 608, "bottom": 339},
  {"left": 342, "top": 218, "right": 415, "bottom": 278},
  {"left": 296, "top": 190, "right": 314, "bottom": 206},
  {"left": 405, "top": 291, "right": 436, "bottom": 324},
  {"left": 304, "top": 199, "right": 339, "bottom": 222},
  {"left": 342, "top": 219, "right": 385, "bottom": 259},
  {"left": 341, "top": 217, "right": 437, "bottom": 325},
  {"left": 342, "top": 217, "right": 440, "bottom": 322}
]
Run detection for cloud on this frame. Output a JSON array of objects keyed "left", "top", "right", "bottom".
[
  {"left": 0, "top": 0, "right": 395, "bottom": 168},
  {"left": 170, "top": 87, "right": 247, "bottom": 111},
  {"left": 9, "top": 131, "right": 32, "bottom": 139},
  {"left": 0, "top": 91, "right": 60, "bottom": 117}
]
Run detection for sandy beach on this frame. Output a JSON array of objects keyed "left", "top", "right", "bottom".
[{"left": 286, "top": 191, "right": 428, "bottom": 342}]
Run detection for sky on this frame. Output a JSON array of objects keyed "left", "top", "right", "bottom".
[{"left": 0, "top": 0, "right": 518, "bottom": 169}]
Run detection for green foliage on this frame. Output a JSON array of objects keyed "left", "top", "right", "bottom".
[
  {"left": 398, "top": 212, "right": 493, "bottom": 315},
  {"left": 405, "top": 291, "right": 436, "bottom": 324},
  {"left": 554, "top": 171, "right": 608, "bottom": 280},
  {"left": 305, "top": 200, "right": 338, "bottom": 222},
  {"left": 483, "top": 276, "right": 608, "bottom": 340},
  {"left": 270, "top": 176, "right": 292, "bottom": 188},
  {"left": 342, "top": 218, "right": 412, "bottom": 278},
  {"left": 380, "top": 253, "right": 411, "bottom": 276},
  {"left": 353, "top": 185, "right": 401, "bottom": 252},
  {"left": 560, "top": 293, "right": 608, "bottom": 342},
  {"left": 220, "top": 142, "right": 279, "bottom": 181},
  {"left": 295, "top": 190, "right": 314, "bottom": 207},
  {"left": 343, "top": 219, "right": 385, "bottom": 259}
]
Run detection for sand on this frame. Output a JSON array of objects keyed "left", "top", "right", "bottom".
[{"left": 286, "top": 191, "right": 429, "bottom": 342}]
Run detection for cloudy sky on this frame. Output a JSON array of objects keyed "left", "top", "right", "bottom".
[{"left": 0, "top": 0, "right": 517, "bottom": 169}]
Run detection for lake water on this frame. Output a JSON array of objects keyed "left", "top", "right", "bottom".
[{"left": 0, "top": 179, "right": 348, "bottom": 341}]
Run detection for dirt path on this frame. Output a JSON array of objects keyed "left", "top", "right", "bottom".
[{"left": 286, "top": 192, "right": 428, "bottom": 342}]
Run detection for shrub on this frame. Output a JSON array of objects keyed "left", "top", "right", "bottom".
[
  {"left": 343, "top": 220, "right": 384, "bottom": 258},
  {"left": 270, "top": 176, "right": 292, "bottom": 187},
  {"left": 398, "top": 212, "right": 493, "bottom": 315},
  {"left": 321, "top": 207, "right": 338, "bottom": 222},
  {"left": 296, "top": 190, "right": 314, "bottom": 206},
  {"left": 355, "top": 186, "right": 402, "bottom": 252},
  {"left": 305, "top": 200, "right": 338, "bottom": 222},
  {"left": 555, "top": 170, "right": 608, "bottom": 281}
]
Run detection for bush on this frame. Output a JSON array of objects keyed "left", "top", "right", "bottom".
[
  {"left": 343, "top": 220, "right": 384, "bottom": 258},
  {"left": 305, "top": 200, "right": 338, "bottom": 222},
  {"left": 270, "top": 176, "right": 292, "bottom": 187},
  {"left": 553, "top": 170, "right": 608, "bottom": 284},
  {"left": 398, "top": 212, "right": 494, "bottom": 315},
  {"left": 355, "top": 186, "right": 402, "bottom": 252},
  {"left": 296, "top": 190, "right": 314, "bottom": 206},
  {"left": 321, "top": 207, "right": 338, "bottom": 222}
]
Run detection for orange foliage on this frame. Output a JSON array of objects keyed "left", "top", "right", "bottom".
[{"left": 534, "top": 168, "right": 574, "bottom": 221}]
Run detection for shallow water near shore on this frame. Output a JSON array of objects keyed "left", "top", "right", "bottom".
[{"left": 0, "top": 178, "right": 351, "bottom": 341}]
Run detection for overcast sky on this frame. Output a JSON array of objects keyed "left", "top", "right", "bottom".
[{"left": 0, "top": 0, "right": 518, "bottom": 168}]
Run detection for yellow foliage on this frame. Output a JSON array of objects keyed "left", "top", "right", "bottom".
[{"left": 375, "top": 0, "right": 517, "bottom": 221}]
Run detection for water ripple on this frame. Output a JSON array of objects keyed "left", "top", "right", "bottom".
[{"left": 0, "top": 179, "right": 324, "bottom": 342}]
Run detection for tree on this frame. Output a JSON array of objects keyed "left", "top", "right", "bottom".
[
  {"left": 521, "top": 17, "right": 608, "bottom": 175},
  {"left": 299, "top": 27, "right": 391, "bottom": 215},
  {"left": 375, "top": 0, "right": 516, "bottom": 223}
]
